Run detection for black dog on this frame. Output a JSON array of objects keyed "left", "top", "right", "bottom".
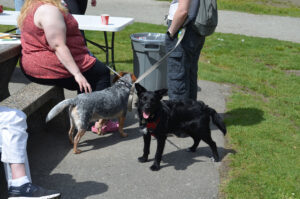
[{"left": 135, "top": 83, "right": 227, "bottom": 171}]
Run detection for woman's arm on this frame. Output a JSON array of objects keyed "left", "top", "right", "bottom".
[
  {"left": 34, "top": 4, "right": 92, "bottom": 93},
  {"left": 168, "top": 0, "right": 191, "bottom": 37}
]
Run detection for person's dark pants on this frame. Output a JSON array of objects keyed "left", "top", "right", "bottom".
[
  {"left": 166, "top": 21, "right": 205, "bottom": 101},
  {"left": 64, "top": 0, "right": 88, "bottom": 44},
  {"left": 23, "top": 59, "right": 111, "bottom": 94}
]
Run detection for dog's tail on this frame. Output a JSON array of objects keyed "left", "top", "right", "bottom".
[
  {"left": 46, "top": 99, "right": 75, "bottom": 123},
  {"left": 208, "top": 107, "right": 227, "bottom": 135}
]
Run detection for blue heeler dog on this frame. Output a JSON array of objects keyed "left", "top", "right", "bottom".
[{"left": 46, "top": 73, "right": 136, "bottom": 154}]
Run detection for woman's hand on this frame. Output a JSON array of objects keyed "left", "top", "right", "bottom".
[
  {"left": 74, "top": 73, "right": 92, "bottom": 93},
  {"left": 91, "top": 0, "right": 97, "bottom": 7}
]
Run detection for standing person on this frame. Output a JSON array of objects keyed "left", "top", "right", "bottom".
[
  {"left": 166, "top": 0, "right": 205, "bottom": 101},
  {"left": 64, "top": 0, "right": 97, "bottom": 43},
  {"left": 14, "top": 0, "right": 24, "bottom": 11},
  {"left": 14, "top": 0, "right": 24, "bottom": 34},
  {"left": 64, "top": 0, "right": 97, "bottom": 15},
  {"left": 17, "top": 0, "right": 118, "bottom": 132},
  {"left": 0, "top": 106, "right": 61, "bottom": 199}
]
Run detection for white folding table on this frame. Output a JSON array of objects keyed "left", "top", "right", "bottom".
[{"left": 0, "top": 10, "right": 134, "bottom": 70}]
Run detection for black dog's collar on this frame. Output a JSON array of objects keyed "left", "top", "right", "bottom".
[{"left": 146, "top": 117, "right": 160, "bottom": 132}]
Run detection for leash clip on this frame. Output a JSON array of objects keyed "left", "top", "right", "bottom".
[{"left": 127, "top": 85, "right": 135, "bottom": 112}]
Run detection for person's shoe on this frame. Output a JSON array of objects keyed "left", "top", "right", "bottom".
[
  {"left": 8, "top": 182, "right": 61, "bottom": 199},
  {"left": 101, "top": 120, "right": 119, "bottom": 133}
]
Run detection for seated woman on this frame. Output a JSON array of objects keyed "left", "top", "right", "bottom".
[
  {"left": 17, "top": 0, "right": 118, "bottom": 132},
  {"left": 0, "top": 106, "right": 61, "bottom": 198}
]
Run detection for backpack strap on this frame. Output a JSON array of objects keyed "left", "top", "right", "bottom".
[{"left": 183, "top": 0, "right": 200, "bottom": 27}]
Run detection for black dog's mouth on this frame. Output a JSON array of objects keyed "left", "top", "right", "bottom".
[{"left": 143, "top": 111, "right": 151, "bottom": 119}]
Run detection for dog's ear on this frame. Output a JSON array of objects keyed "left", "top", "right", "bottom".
[
  {"left": 131, "top": 74, "right": 137, "bottom": 83},
  {"left": 135, "top": 83, "right": 146, "bottom": 96},
  {"left": 112, "top": 72, "right": 126, "bottom": 83},
  {"left": 155, "top": 88, "right": 168, "bottom": 99}
]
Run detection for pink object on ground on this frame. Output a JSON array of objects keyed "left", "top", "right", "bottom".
[
  {"left": 91, "top": 120, "right": 119, "bottom": 134},
  {"left": 91, "top": 126, "right": 99, "bottom": 133}
]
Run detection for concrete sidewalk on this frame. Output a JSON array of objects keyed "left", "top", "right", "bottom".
[
  {"left": 7, "top": 68, "right": 230, "bottom": 199},
  {"left": 1, "top": 0, "right": 299, "bottom": 198}
]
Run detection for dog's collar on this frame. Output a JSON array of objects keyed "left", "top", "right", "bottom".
[
  {"left": 146, "top": 117, "right": 160, "bottom": 131},
  {"left": 117, "top": 79, "right": 132, "bottom": 88}
]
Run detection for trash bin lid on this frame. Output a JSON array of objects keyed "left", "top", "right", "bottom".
[{"left": 130, "top": 33, "right": 165, "bottom": 44}]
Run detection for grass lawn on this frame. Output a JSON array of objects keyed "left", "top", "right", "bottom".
[
  {"left": 219, "top": 0, "right": 300, "bottom": 17},
  {"left": 1, "top": 20, "right": 299, "bottom": 199},
  {"left": 202, "top": 31, "right": 300, "bottom": 199},
  {"left": 158, "top": 0, "right": 300, "bottom": 17}
]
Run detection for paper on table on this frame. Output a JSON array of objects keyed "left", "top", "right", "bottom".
[{"left": 0, "top": 33, "right": 21, "bottom": 44}]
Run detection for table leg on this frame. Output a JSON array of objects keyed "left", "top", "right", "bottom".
[
  {"left": 111, "top": 32, "right": 116, "bottom": 71},
  {"left": 86, "top": 32, "right": 116, "bottom": 71},
  {"left": 104, "top": 32, "right": 109, "bottom": 66},
  {"left": 5, "top": 28, "right": 17, "bottom": 33}
]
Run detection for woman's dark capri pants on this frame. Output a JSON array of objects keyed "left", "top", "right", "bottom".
[
  {"left": 166, "top": 21, "right": 205, "bottom": 101},
  {"left": 22, "top": 59, "right": 111, "bottom": 94}
]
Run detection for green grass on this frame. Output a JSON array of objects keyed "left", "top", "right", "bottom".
[
  {"left": 157, "top": 0, "right": 300, "bottom": 17},
  {"left": 219, "top": 0, "right": 300, "bottom": 17},
  {"left": 201, "top": 32, "right": 300, "bottom": 199},
  {"left": 1, "top": 21, "right": 299, "bottom": 199}
]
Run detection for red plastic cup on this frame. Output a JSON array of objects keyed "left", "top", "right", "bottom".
[
  {"left": 101, "top": 14, "right": 109, "bottom": 25},
  {"left": 0, "top": 5, "right": 3, "bottom": 13}
]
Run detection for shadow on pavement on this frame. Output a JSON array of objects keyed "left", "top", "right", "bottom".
[
  {"left": 38, "top": 173, "right": 108, "bottom": 199},
  {"left": 160, "top": 146, "right": 236, "bottom": 171},
  {"left": 26, "top": 123, "right": 123, "bottom": 198},
  {"left": 78, "top": 127, "right": 141, "bottom": 154}
]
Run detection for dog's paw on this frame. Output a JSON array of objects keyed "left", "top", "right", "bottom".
[
  {"left": 138, "top": 156, "right": 148, "bottom": 163},
  {"left": 211, "top": 156, "right": 220, "bottom": 162},
  {"left": 120, "top": 132, "right": 128, "bottom": 137},
  {"left": 186, "top": 147, "right": 196, "bottom": 152},
  {"left": 150, "top": 164, "right": 160, "bottom": 171},
  {"left": 139, "top": 127, "right": 147, "bottom": 135},
  {"left": 74, "top": 149, "right": 82, "bottom": 154}
]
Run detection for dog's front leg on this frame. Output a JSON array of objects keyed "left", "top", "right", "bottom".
[
  {"left": 118, "top": 116, "right": 128, "bottom": 137},
  {"left": 150, "top": 135, "right": 166, "bottom": 171},
  {"left": 138, "top": 133, "right": 151, "bottom": 163}
]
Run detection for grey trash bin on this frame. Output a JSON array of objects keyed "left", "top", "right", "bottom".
[{"left": 130, "top": 33, "right": 167, "bottom": 91}]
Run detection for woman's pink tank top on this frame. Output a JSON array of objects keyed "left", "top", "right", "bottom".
[{"left": 21, "top": 3, "right": 96, "bottom": 79}]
